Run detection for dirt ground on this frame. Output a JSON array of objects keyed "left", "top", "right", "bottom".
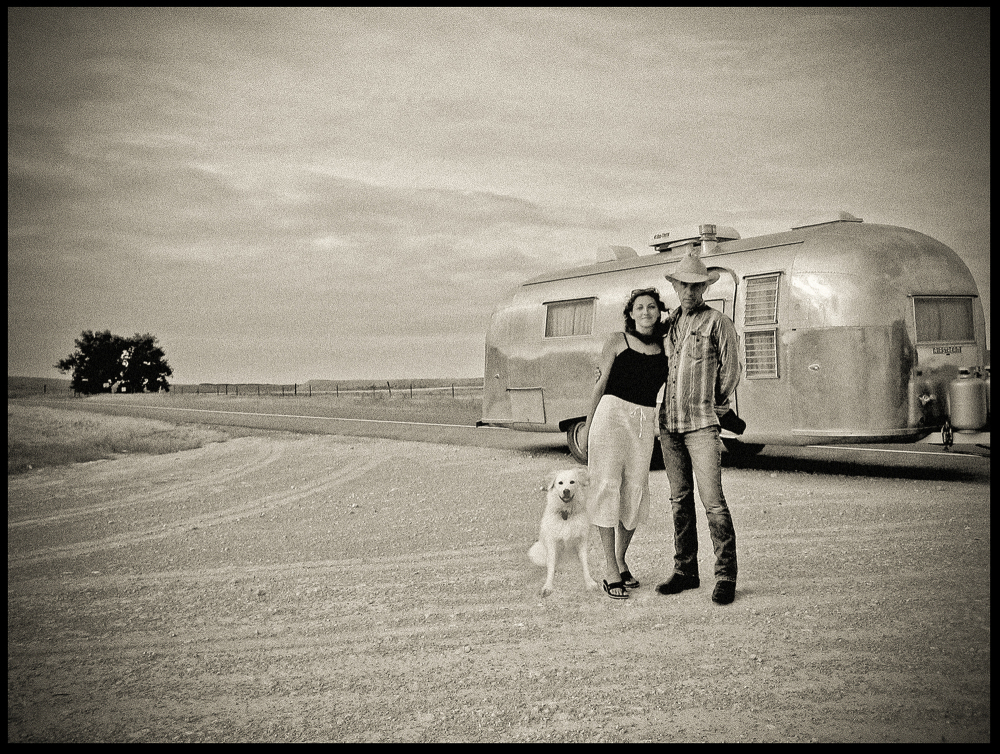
[{"left": 7, "top": 432, "right": 990, "bottom": 742}]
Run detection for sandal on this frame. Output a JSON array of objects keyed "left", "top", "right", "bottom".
[
  {"left": 602, "top": 579, "right": 630, "bottom": 600},
  {"left": 620, "top": 570, "right": 640, "bottom": 589}
]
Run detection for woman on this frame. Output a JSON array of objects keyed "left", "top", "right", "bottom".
[{"left": 582, "top": 288, "right": 669, "bottom": 600}]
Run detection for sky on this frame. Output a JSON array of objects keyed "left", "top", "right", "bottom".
[{"left": 8, "top": 7, "right": 991, "bottom": 385}]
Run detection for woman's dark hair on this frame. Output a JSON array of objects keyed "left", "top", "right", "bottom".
[{"left": 623, "top": 287, "right": 666, "bottom": 336}]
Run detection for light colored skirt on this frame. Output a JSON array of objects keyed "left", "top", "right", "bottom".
[{"left": 587, "top": 394, "right": 656, "bottom": 530}]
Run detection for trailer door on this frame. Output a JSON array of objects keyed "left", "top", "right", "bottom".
[{"left": 703, "top": 266, "right": 739, "bottom": 412}]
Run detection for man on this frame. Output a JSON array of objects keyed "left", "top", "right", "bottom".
[{"left": 656, "top": 252, "right": 742, "bottom": 604}]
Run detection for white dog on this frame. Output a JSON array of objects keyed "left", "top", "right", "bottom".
[{"left": 528, "top": 468, "right": 599, "bottom": 597}]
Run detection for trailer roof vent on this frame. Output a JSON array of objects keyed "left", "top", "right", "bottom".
[
  {"left": 597, "top": 245, "right": 639, "bottom": 262},
  {"left": 649, "top": 225, "right": 740, "bottom": 253},
  {"left": 792, "top": 211, "right": 863, "bottom": 230}
]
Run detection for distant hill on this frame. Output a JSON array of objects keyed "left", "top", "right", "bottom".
[{"left": 7, "top": 376, "right": 74, "bottom": 397}]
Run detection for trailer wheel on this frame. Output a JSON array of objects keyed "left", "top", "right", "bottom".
[
  {"left": 566, "top": 419, "right": 589, "bottom": 465},
  {"left": 722, "top": 438, "right": 765, "bottom": 458}
]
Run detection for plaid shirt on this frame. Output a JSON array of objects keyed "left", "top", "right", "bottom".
[{"left": 659, "top": 304, "right": 742, "bottom": 434}]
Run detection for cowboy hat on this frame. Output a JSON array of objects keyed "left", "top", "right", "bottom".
[{"left": 664, "top": 254, "right": 721, "bottom": 285}]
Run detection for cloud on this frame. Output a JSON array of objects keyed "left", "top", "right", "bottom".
[{"left": 7, "top": 7, "right": 990, "bottom": 383}]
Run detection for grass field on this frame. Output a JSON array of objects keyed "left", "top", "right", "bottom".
[{"left": 7, "top": 404, "right": 240, "bottom": 475}]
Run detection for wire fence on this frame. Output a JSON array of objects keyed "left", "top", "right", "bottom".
[
  {"left": 8, "top": 378, "right": 483, "bottom": 401},
  {"left": 172, "top": 382, "right": 482, "bottom": 399}
]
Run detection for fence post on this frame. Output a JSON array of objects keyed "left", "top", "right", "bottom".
[
  {"left": 294, "top": 383, "right": 297, "bottom": 396},
  {"left": 386, "top": 381, "right": 392, "bottom": 397}
]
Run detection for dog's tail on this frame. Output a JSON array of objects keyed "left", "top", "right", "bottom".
[{"left": 528, "top": 541, "right": 546, "bottom": 567}]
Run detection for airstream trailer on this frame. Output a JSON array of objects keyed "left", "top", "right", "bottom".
[{"left": 479, "top": 216, "right": 989, "bottom": 463}]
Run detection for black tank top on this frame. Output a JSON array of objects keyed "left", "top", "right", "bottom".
[{"left": 604, "top": 337, "right": 668, "bottom": 408}]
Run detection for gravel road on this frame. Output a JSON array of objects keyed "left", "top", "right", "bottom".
[{"left": 7, "top": 431, "right": 990, "bottom": 742}]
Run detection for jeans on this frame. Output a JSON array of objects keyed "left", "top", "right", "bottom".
[{"left": 659, "top": 426, "right": 737, "bottom": 582}]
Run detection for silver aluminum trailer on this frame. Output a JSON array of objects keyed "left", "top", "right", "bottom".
[{"left": 479, "top": 216, "right": 989, "bottom": 463}]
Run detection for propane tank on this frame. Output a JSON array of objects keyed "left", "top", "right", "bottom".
[
  {"left": 985, "top": 365, "right": 991, "bottom": 424},
  {"left": 947, "top": 368, "right": 988, "bottom": 432}
]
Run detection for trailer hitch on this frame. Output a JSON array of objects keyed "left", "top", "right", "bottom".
[{"left": 940, "top": 420, "right": 954, "bottom": 450}]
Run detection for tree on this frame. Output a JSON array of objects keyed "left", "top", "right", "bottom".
[{"left": 56, "top": 330, "right": 172, "bottom": 394}]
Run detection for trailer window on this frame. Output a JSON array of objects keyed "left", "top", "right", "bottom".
[
  {"left": 544, "top": 298, "right": 594, "bottom": 338},
  {"left": 744, "top": 273, "right": 780, "bottom": 326},
  {"left": 913, "top": 296, "right": 975, "bottom": 343},
  {"left": 744, "top": 330, "right": 779, "bottom": 379}
]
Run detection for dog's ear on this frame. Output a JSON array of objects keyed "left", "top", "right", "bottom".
[{"left": 542, "top": 472, "right": 557, "bottom": 491}]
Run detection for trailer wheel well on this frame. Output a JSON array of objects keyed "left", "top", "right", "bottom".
[
  {"left": 561, "top": 418, "right": 589, "bottom": 465},
  {"left": 558, "top": 417, "right": 587, "bottom": 433},
  {"left": 562, "top": 417, "right": 666, "bottom": 470}
]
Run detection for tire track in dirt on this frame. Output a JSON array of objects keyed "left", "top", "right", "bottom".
[
  {"left": 9, "top": 455, "right": 385, "bottom": 568},
  {"left": 9, "top": 442, "right": 287, "bottom": 530},
  {"left": 10, "top": 543, "right": 527, "bottom": 585},
  {"left": 9, "top": 528, "right": 626, "bottom": 689}
]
